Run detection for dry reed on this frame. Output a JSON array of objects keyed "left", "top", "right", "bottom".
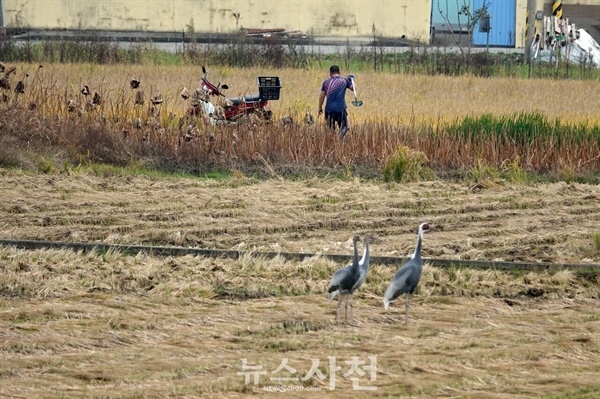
[{"left": 1, "top": 64, "right": 599, "bottom": 176}]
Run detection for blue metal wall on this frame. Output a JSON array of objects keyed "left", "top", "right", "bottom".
[{"left": 472, "top": 0, "right": 516, "bottom": 47}]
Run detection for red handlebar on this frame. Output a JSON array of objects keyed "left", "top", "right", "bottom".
[{"left": 202, "top": 78, "right": 225, "bottom": 97}]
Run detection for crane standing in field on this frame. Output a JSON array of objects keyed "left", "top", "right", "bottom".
[
  {"left": 327, "top": 234, "right": 361, "bottom": 322},
  {"left": 383, "top": 223, "right": 430, "bottom": 324},
  {"left": 328, "top": 234, "right": 372, "bottom": 315}
]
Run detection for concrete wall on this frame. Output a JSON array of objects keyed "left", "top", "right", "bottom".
[
  {"left": 516, "top": 0, "right": 528, "bottom": 48},
  {"left": 3, "top": 0, "right": 433, "bottom": 41},
  {"left": 4, "top": 0, "right": 596, "bottom": 48}
]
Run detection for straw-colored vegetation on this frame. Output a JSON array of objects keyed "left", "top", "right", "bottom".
[
  {"left": 2, "top": 160, "right": 600, "bottom": 399},
  {"left": 2, "top": 63, "right": 597, "bottom": 122},
  {"left": 1, "top": 57, "right": 600, "bottom": 398},
  {"left": 2, "top": 171, "right": 600, "bottom": 265},
  {"left": 0, "top": 63, "right": 599, "bottom": 178},
  {"left": 593, "top": 232, "right": 600, "bottom": 253},
  {"left": 0, "top": 246, "right": 599, "bottom": 398}
]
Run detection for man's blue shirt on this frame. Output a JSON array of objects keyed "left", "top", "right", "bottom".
[{"left": 321, "top": 76, "right": 352, "bottom": 112}]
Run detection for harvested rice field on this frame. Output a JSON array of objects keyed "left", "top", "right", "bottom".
[
  {"left": 1, "top": 171, "right": 600, "bottom": 398},
  {"left": 1, "top": 171, "right": 600, "bottom": 264}
]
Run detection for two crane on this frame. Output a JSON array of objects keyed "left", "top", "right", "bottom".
[{"left": 328, "top": 223, "right": 429, "bottom": 324}]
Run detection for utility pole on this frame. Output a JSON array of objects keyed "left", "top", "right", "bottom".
[
  {"left": 525, "top": 0, "right": 537, "bottom": 60},
  {"left": 0, "top": 0, "right": 5, "bottom": 34}
]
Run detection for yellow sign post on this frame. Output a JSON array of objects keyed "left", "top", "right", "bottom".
[{"left": 552, "top": 1, "right": 563, "bottom": 19}]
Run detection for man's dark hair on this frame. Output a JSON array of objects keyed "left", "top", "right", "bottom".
[{"left": 329, "top": 65, "right": 340, "bottom": 74}]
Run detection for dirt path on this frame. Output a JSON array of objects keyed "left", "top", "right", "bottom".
[{"left": 1, "top": 172, "right": 599, "bottom": 264}]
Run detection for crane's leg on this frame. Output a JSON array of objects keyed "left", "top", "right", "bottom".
[
  {"left": 348, "top": 294, "right": 354, "bottom": 318},
  {"left": 345, "top": 293, "right": 353, "bottom": 321},
  {"left": 335, "top": 294, "right": 343, "bottom": 321},
  {"left": 344, "top": 294, "right": 348, "bottom": 321},
  {"left": 405, "top": 293, "right": 411, "bottom": 325}
]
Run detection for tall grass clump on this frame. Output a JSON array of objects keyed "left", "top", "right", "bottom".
[
  {"left": 0, "top": 60, "right": 598, "bottom": 181},
  {"left": 593, "top": 232, "right": 600, "bottom": 253},
  {"left": 382, "top": 145, "right": 432, "bottom": 182},
  {"left": 185, "top": 36, "right": 291, "bottom": 68},
  {"left": 1, "top": 105, "right": 599, "bottom": 181},
  {"left": 467, "top": 157, "right": 501, "bottom": 184},
  {"left": 501, "top": 155, "right": 530, "bottom": 184},
  {"left": 446, "top": 112, "right": 600, "bottom": 146},
  {"left": 444, "top": 112, "right": 600, "bottom": 176},
  {"left": 0, "top": 37, "right": 144, "bottom": 64},
  {"left": 448, "top": 112, "right": 549, "bottom": 143}
]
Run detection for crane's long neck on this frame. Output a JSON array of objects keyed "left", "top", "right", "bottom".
[
  {"left": 360, "top": 237, "right": 370, "bottom": 270},
  {"left": 411, "top": 228, "right": 423, "bottom": 260},
  {"left": 351, "top": 237, "right": 360, "bottom": 272}
]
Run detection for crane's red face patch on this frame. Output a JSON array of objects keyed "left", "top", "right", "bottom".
[{"left": 422, "top": 223, "right": 430, "bottom": 231}]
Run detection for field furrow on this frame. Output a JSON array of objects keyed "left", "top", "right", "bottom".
[
  {"left": 0, "top": 247, "right": 598, "bottom": 398},
  {"left": 1, "top": 173, "right": 599, "bottom": 264}
]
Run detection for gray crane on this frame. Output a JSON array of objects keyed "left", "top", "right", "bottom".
[
  {"left": 383, "top": 223, "right": 430, "bottom": 324},
  {"left": 328, "top": 234, "right": 371, "bottom": 302},
  {"left": 327, "top": 234, "right": 361, "bottom": 322}
]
